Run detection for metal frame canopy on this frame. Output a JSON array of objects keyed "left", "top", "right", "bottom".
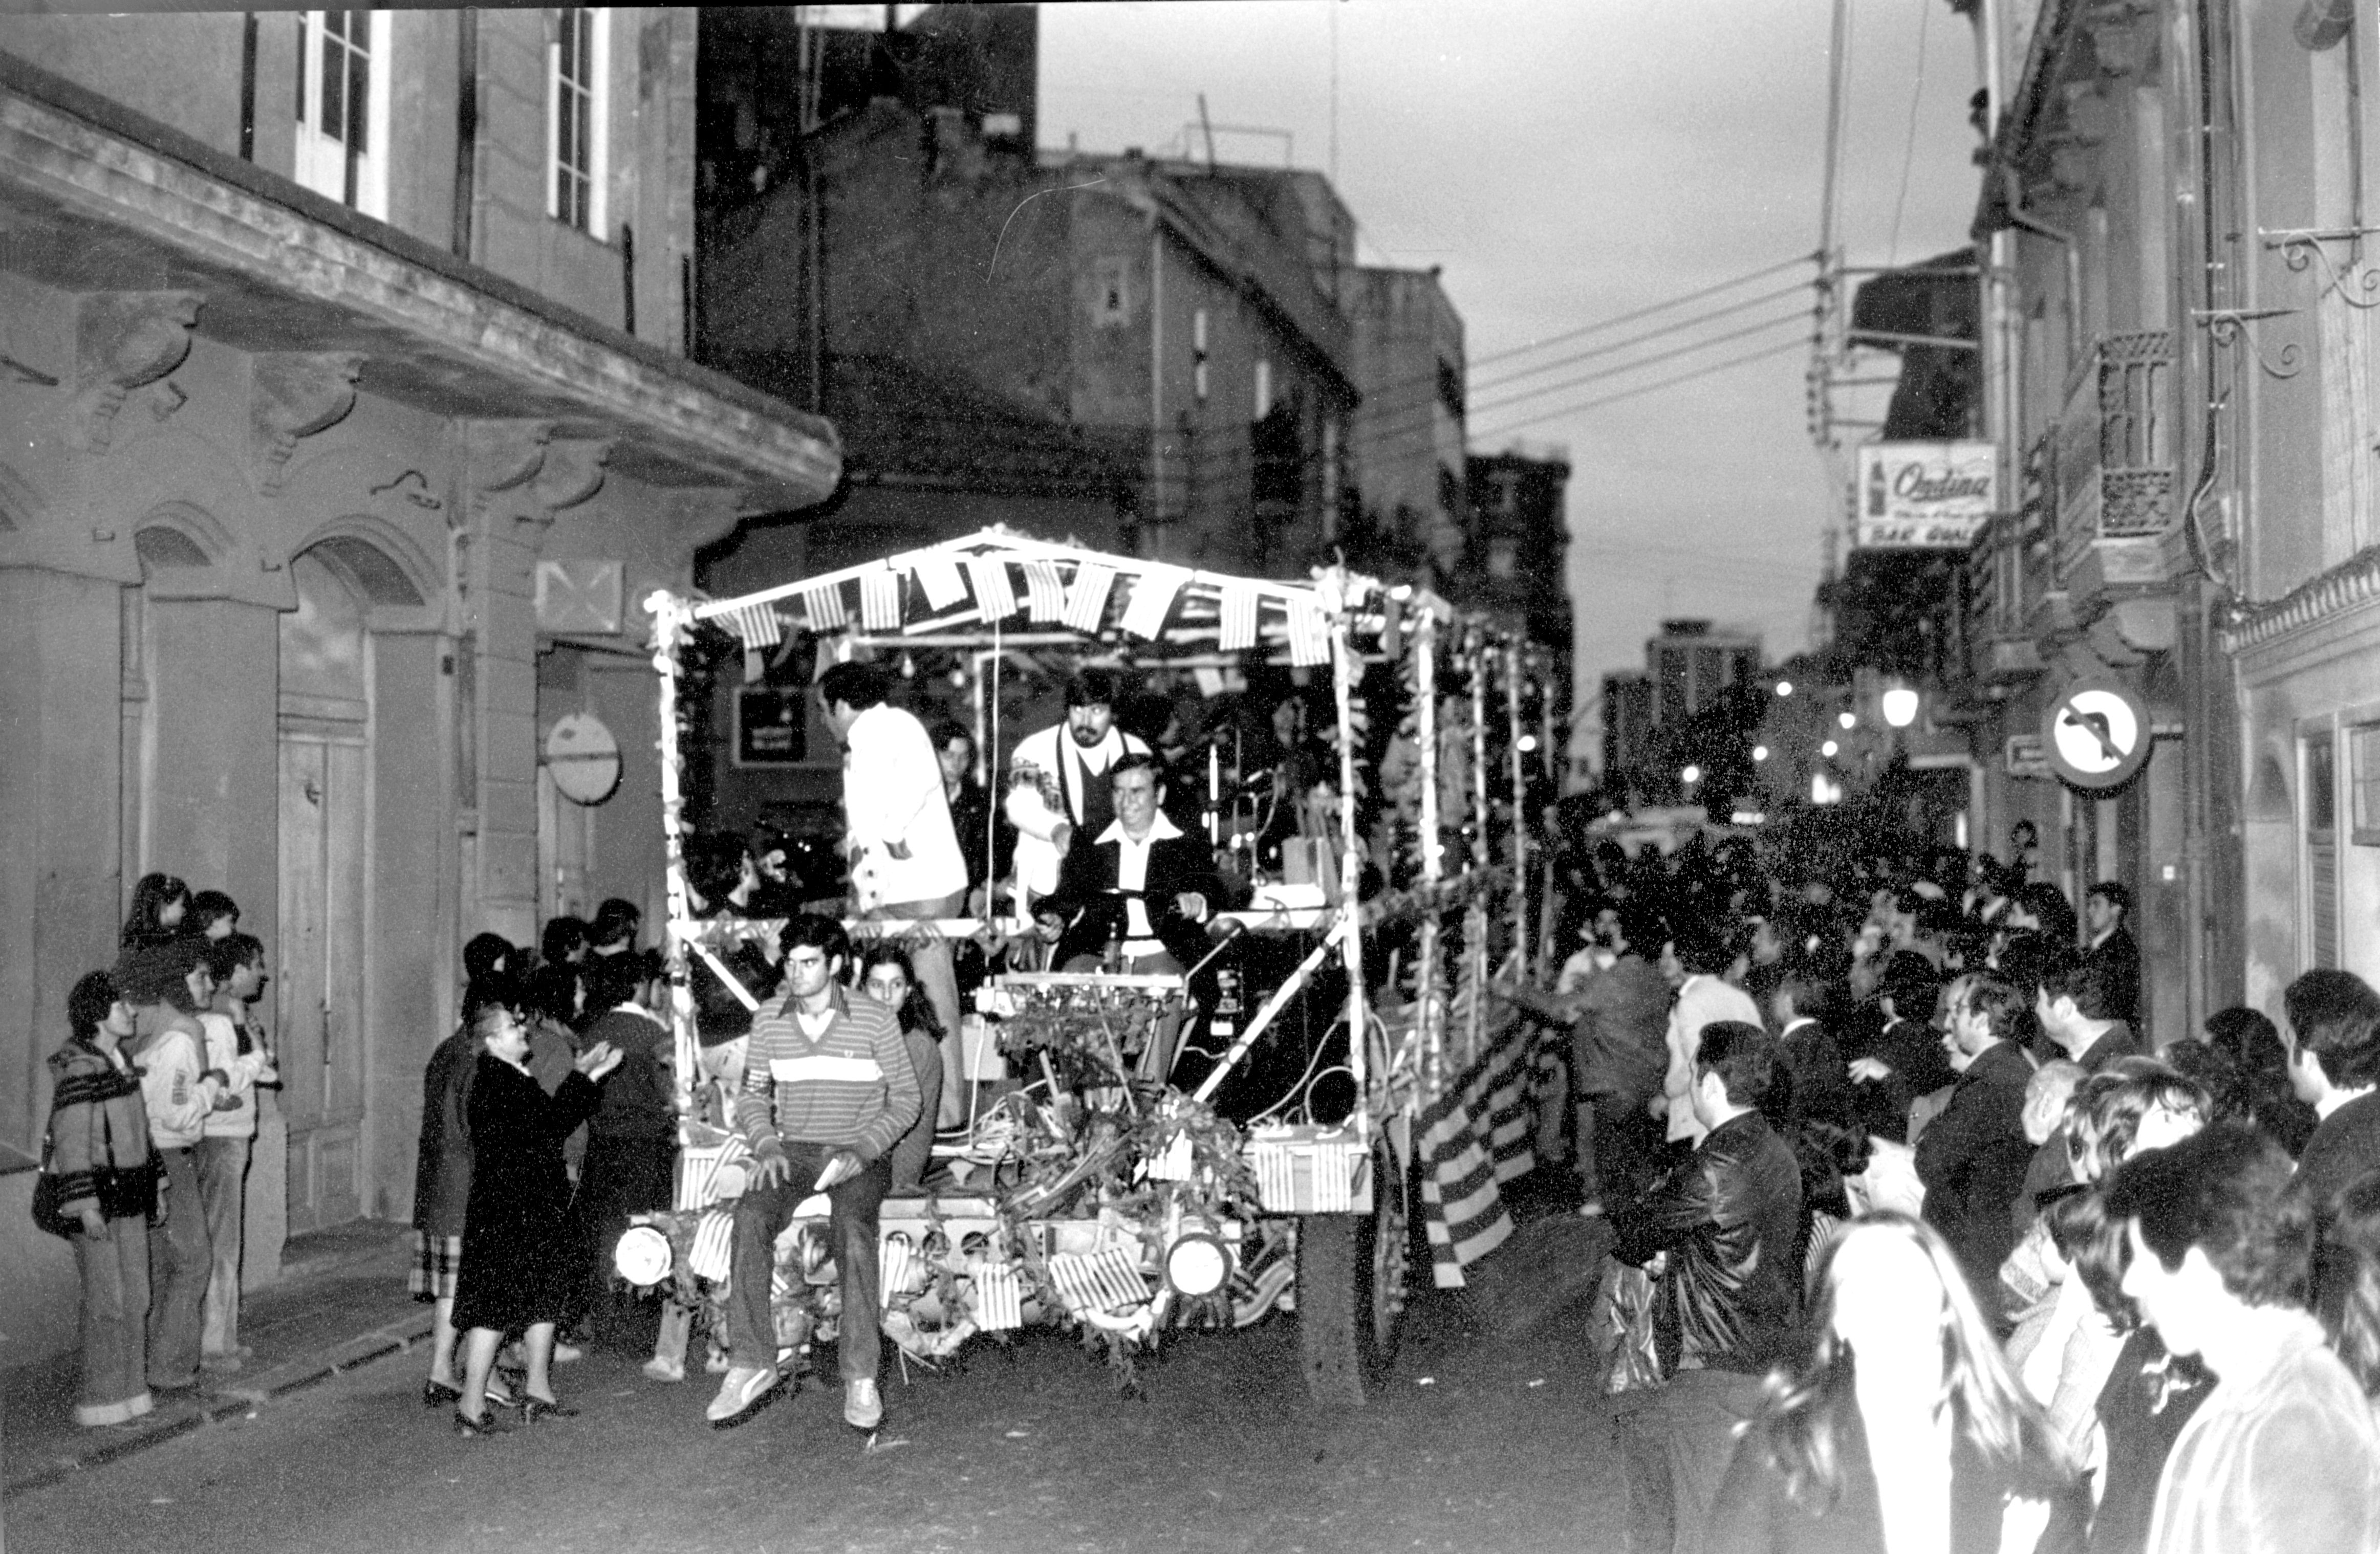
[{"left": 643, "top": 526, "right": 1412, "bottom": 1144}]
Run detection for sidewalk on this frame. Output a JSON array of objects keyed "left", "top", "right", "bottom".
[{"left": 3, "top": 1218, "right": 430, "bottom": 1500}]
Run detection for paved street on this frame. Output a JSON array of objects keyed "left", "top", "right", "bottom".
[{"left": 5, "top": 1262, "right": 1622, "bottom": 1554}]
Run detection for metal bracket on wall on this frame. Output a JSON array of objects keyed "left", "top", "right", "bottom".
[
  {"left": 2260, "top": 226, "right": 2380, "bottom": 312},
  {"left": 2190, "top": 307, "right": 2301, "bottom": 381}
]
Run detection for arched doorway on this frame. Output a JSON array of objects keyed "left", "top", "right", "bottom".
[{"left": 277, "top": 550, "right": 373, "bottom": 1233}]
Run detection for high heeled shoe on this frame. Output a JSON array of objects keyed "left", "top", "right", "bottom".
[
  {"left": 451, "top": 1407, "right": 512, "bottom": 1438},
  {"left": 521, "top": 1394, "right": 580, "bottom": 1423},
  {"left": 423, "top": 1377, "right": 463, "bottom": 1409}
]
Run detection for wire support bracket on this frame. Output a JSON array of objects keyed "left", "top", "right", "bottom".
[
  {"left": 2259, "top": 226, "right": 2380, "bottom": 312},
  {"left": 2191, "top": 306, "right": 2303, "bottom": 381}
]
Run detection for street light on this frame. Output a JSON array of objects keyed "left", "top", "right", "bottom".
[
  {"left": 1751, "top": 745, "right": 1768, "bottom": 762},
  {"left": 1821, "top": 739, "right": 1840, "bottom": 758},
  {"left": 1774, "top": 680, "right": 1794, "bottom": 698},
  {"left": 1881, "top": 685, "right": 1920, "bottom": 729},
  {"left": 1837, "top": 711, "right": 1857, "bottom": 730},
  {"left": 1681, "top": 764, "right": 1702, "bottom": 785}
]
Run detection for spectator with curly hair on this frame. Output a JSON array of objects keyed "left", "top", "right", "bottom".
[{"left": 2200, "top": 1006, "right": 2315, "bottom": 1157}]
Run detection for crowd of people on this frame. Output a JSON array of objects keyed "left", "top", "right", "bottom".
[
  {"left": 46, "top": 874, "right": 272, "bottom": 1428},
  {"left": 1552, "top": 827, "right": 2380, "bottom": 1553}
]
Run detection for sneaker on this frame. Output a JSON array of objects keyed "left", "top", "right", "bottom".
[
  {"left": 641, "top": 1354, "right": 686, "bottom": 1384},
  {"left": 551, "top": 1342, "right": 585, "bottom": 1364},
  {"left": 842, "top": 1377, "right": 882, "bottom": 1432},
  {"left": 705, "top": 1365, "right": 781, "bottom": 1430}
]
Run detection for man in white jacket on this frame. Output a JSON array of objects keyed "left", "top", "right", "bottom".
[
  {"left": 819, "top": 661, "right": 966, "bottom": 1119},
  {"left": 1003, "top": 669, "right": 1148, "bottom": 913},
  {"left": 117, "top": 939, "right": 229, "bottom": 1394},
  {"left": 196, "top": 933, "right": 276, "bottom": 1371}
]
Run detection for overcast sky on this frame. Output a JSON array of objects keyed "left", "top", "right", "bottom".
[{"left": 1032, "top": 0, "right": 1983, "bottom": 761}]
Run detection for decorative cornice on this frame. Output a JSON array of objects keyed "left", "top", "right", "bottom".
[
  {"left": 69, "top": 290, "right": 199, "bottom": 453},
  {"left": 0, "top": 64, "right": 838, "bottom": 507},
  {"left": 462, "top": 419, "right": 554, "bottom": 497},
  {"left": 2221, "top": 543, "right": 2380, "bottom": 654},
  {"left": 250, "top": 352, "right": 362, "bottom": 494}
]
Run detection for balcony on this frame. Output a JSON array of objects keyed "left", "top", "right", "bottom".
[{"left": 2053, "top": 331, "right": 2175, "bottom": 601}]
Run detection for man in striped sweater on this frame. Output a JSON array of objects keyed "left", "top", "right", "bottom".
[{"left": 708, "top": 914, "right": 919, "bottom": 1433}]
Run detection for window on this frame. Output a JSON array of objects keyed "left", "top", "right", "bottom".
[
  {"left": 2351, "top": 723, "right": 2380, "bottom": 846},
  {"left": 1193, "top": 309, "right": 1210, "bottom": 402},
  {"left": 294, "top": 11, "right": 390, "bottom": 216},
  {"left": 1486, "top": 538, "right": 1518, "bottom": 579},
  {"left": 1254, "top": 359, "right": 1272, "bottom": 420},
  {"left": 1092, "top": 258, "right": 1130, "bottom": 326},
  {"left": 549, "top": 8, "right": 609, "bottom": 234}
]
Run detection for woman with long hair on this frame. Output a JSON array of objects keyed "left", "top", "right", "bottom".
[
  {"left": 448, "top": 1001, "right": 619, "bottom": 1437},
  {"left": 859, "top": 942, "right": 945, "bottom": 1195},
  {"left": 2318, "top": 1170, "right": 2380, "bottom": 1401},
  {"left": 2201, "top": 1006, "right": 2317, "bottom": 1157},
  {"left": 1703, "top": 1213, "right": 2075, "bottom": 1554},
  {"left": 118, "top": 873, "right": 191, "bottom": 951}
]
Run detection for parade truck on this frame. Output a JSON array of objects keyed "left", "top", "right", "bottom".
[{"left": 623, "top": 528, "right": 1566, "bottom": 1405}]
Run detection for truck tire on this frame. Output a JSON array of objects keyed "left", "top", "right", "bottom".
[{"left": 1296, "top": 1146, "right": 1409, "bottom": 1405}]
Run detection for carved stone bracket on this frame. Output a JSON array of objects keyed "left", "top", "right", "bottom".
[
  {"left": 70, "top": 291, "right": 201, "bottom": 453},
  {"left": 533, "top": 436, "right": 613, "bottom": 512},
  {"left": 252, "top": 352, "right": 363, "bottom": 494},
  {"left": 464, "top": 419, "right": 554, "bottom": 494}
]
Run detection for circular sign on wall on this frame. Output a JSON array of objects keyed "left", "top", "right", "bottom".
[
  {"left": 2042, "top": 676, "right": 2152, "bottom": 793},
  {"left": 545, "top": 711, "right": 622, "bottom": 805}
]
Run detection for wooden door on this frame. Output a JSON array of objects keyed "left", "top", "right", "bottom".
[{"left": 278, "top": 732, "right": 367, "bottom": 1232}]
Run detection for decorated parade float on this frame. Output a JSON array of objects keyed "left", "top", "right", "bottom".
[{"left": 621, "top": 528, "right": 1565, "bottom": 1404}]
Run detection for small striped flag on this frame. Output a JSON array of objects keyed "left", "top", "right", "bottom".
[
  {"left": 1119, "top": 565, "right": 1188, "bottom": 639},
  {"left": 859, "top": 565, "right": 902, "bottom": 630},
  {"left": 1022, "top": 560, "right": 1068, "bottom": 622},
  {"left": 880, "top": 1233, "right": 922, "bottom": 1302},
  {"left": 914, "top": 552, "right": 967, "bottom": 609},
  {"left": 687, "top": 1209, "right": 734, "bottom": 1283},
  {"left": 725, "top": 601, "right": 783, "bottom": 648},
  {"left": 967, "top": 557, "right": 1019, "bottom": 621},
  {"left": 1063, "top": 563, "right": 1116, "bottom": 633},
  {"left": 802, "top": 582, "right": 848, "bottom": 631},
  {"left": 1218, "top": 585, "right": 1259, "bottom": 651},
  {"left": 1048, "top": 1247, "right": 1149, "bottom": 1315},
  {"left": 1287, "top": 598, "right": 1332, "bottom": 667}
]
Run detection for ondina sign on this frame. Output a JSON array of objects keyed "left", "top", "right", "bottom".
[{"left": 1854, "top": 442, "right": 1998, "bottom": 549}]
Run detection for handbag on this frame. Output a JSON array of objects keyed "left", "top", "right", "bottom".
[{"left": 30, "top": 1125, "right": 74, "bottom": 1238}]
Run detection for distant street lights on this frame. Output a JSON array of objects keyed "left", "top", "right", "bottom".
[{"left": 1881, "top": 685, "right": 1920, "bottom": 730}]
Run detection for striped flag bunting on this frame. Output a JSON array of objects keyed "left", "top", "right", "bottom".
[
  {"left": 1119, "top": 564, "right": 1188, "bottom": 639},
  {"left": 1022, "top": 560, "right": 1068, "bottom": 622},
  {"left": 880, "top": 1234, "right": 921, "bottom": 1301},
  {"left": 971, "top": 1261, "right": 1025, "bottom": 1330},
  {"left": 967, "top": 557, "right": 1019, "bottom": 621},
  {"left": 672, "top": 1130, "right": 754, "bottom": 1211},
  {"left": 1415, "top": 1019, "right": 1557, "bottom": 1288},
  {"left": 913, "top": 551, "right": 967, "bottom": 609},
  {"left": 1063, "top": 563, "right": 1116, "bottom": 633},
  {"left": 1218, "top": 585, "right": 1259, "bottom": 651},
  {"left": 1286, "top": 598, "right": 1332, "bottom": 667},
  {"left": 858, "top": 564, "right": 902, "bottom": 630},
  {"left": 725, "top": 601, "right": 783, "bottom": 648},
  {"left": 802, "top": 581, "right": 848, "bottom": 630},
  {"left": 1047, "top": 1246, "right": 1149, "bottom": 1315},
  {"left": 687, "top": 1208, "right": 734, "bottom": 1283}
]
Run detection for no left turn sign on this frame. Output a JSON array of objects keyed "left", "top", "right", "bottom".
[{"left": 2042, "top": 676, "right": 2152, "bottom": 793}]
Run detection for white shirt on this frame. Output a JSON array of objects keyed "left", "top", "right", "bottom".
[
  {"left": 1100, "top": 808, "right": 1184, "bottom": 952},
  {"left": 841, "top": 702, "right": 965, "bottom": 910},
  {"left": 1003, "top": 722, "right": 1148, "bottom": 901}
]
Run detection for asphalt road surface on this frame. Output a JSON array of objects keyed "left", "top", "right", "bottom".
[{"left": 5, "top": 1264, "right": 1626, "bottom": 1554}]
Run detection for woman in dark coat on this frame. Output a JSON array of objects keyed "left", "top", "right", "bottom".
[{"left": 449, "top": 1001, "right": 619, "bottom": 1436}]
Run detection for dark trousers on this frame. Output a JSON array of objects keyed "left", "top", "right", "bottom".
[
  {"left": 1612, "top": 1366, "right": 1766, "bottom": 1554},
  {"left": 567, "top": 1130, "right": 676, "bottom": 1328},
  {"left": 726, "top": 1143, "right": 886, "bottom": 1384},
  {"left": 1580, "top": 1092, "right": 1663, "bottom": 1209},
  {"left": 146, "top": 1144, "right": 210, "bottom": 1390}
]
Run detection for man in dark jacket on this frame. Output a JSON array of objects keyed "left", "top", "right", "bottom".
[
  {"left": 1915, "top": 971, "right": 2037, "bottom": 1311},
  {"left": 1570, "top": 900, "right": 1674, "bottom": 1213},
  {"left": 1610, "top": 1021, "right": 1803, "bottom": 1554},
  {"left": 1844, "top": 950, "right": 1953, "bottom": 1143},
  {"left": 2082, "top": 881, "right": 2141, "bottom": 1028}
]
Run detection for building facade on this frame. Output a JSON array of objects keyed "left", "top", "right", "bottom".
[
  {"left": 1347, "top": 264, "right": 1467, "bottom": 580},
  {"left": 0, "top": 12, "right": 837, "bottom": 1364}
]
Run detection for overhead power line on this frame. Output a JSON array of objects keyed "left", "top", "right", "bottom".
[
  {"left": 1470, "top": 336, "right": 1809, "bottom": 440},
  {"left": 1469, "top": 252, "right": 1820, "bottom": 369}
]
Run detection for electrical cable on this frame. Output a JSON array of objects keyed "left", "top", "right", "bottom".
[
  {"left": 1886, "top": 0, "right": 1931, "bottom": 267},
  {"left": 1469, "top": 336, "right": 1809, "bottom": 439},
  {"left": 1466, "top": 252, "right": 1819, "bottom": 370}
]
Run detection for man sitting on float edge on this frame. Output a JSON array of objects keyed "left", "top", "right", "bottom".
[
  {"left": 1034, "top": 755, "right": 1223, "bottom": 1079},
  {"left": 707, "top": 913, "right": 918, "bottom": 1434}
]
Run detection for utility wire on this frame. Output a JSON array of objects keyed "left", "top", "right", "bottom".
[
  {"left": 1352, "top": 276, "right": 1813, "bottom": 423},
  {"left": 1353, "top": 309, "right": 1810, "bottom": 448},
  {"left": 1887, "top": 0, "right": 1930, "bottom": 266},
  {"left": 1468, "top": 252, "right": 1819, "bottom": 370},
  {"left": 1470, "top": 337, "right": 1808, "bottom": 440}
]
